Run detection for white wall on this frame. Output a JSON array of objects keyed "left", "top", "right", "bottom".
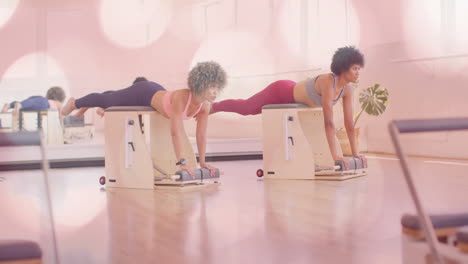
[{"left": 1, "top": 0, "right": 467, "bottom": 159}]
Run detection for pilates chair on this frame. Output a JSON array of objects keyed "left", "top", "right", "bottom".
[
  {"left": 18, "top": 110, "right": 63, "bottom": 145},
  {"left": 1, "top": 110, "right": 64, "bottom": 145},
  {"left": 257, "top": 104, "right": 367, "bottom": 181},
  {"left": 101, "top": 106, "right": 220, "bottom": 190},
  {"left": 0, "top": 131, "right": 60, "bottom": 264},
  {"left": 390, "top": 118, "right": 468, "bottom": 264},
  {"left": 0, "top": 113, "right": 19, "bottom": 132}
]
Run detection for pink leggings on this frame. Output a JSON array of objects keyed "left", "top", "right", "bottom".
[{"left": 212, "top": 80, "right": 297, "bottom": 115}]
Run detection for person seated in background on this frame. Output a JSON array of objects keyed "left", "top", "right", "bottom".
[{"left": 1, "top": 86, "right": 66, "bottom": 116}]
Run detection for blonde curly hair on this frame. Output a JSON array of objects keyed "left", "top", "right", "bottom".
[{"left": 188, "top": 61, "right": 227, "bottom": 95}]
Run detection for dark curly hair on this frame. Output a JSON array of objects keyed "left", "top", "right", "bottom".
[
  {"left": 188, "top": 61, "right": 227, "bottom": 95},
  {"left": 133, "top": 76, "right": 148, "bottom": 84},
  {"left": 46, "top": 86, "right": 66, "bottom": 103},
  {"left": 330, "top": 46, "right": 364, "bottom": 75}
]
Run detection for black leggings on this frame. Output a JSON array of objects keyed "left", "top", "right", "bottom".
[{"left": 75, "top": 81, "right": 166, "bottom": 109}]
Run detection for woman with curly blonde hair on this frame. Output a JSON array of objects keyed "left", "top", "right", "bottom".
[{"left": 62, "top": 61, "right": 227, "bottom": 176}]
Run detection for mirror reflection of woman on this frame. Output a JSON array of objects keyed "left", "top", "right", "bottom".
[{"left": 2, "top": 86, "right": 66, "bottom": 118}]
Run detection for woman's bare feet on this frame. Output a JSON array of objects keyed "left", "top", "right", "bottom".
[
  {"left": 74, "top": 107, "right": 89, "bottom": 118},
  {"left": 61, "top": 97, "right": 77, "bottom": 116},
  {"left": 1, "top": 103, "right": 9, "bottom": 113},
  {"left": 96, "top": 107, "right": 105, "bottom": 117}
]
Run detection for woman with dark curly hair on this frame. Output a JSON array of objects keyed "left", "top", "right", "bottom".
[
  {"left": 61, "top": 61, "right": 227, "bottom": 176},
  {"left": 211, "top": 46, "right": 366, "bottom": 168}
]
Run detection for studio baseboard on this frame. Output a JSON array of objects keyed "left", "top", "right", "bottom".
[{"left": 0, "top": 138, "right": 263, "bottom": 170}]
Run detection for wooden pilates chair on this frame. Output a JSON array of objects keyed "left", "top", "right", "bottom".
[
  {"left": 0, "top": 113, "right": 19, "bottom": 132},
  {"left": 2, "top": 109, "right": 64, "bottom": 144},
  {"left": 17, "top": 110, "right": 63, "bottom": 145},
  {"left": 389, "top": 118, "right": 468, "bottom": 264},
  {"left": 102, "top": 106, "right": 220, "bottom": 190},
  {"left": 257, "top": 104, "right": 367, "bottom": 181},
  {"left": 0, "top": 131, "right": 59, "bottom": 264}
]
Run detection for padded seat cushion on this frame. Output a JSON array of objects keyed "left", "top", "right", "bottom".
[
  {"left": 105, "top": 106, "right": 156, "bottom": 112},
  {"left": 401, "top": 213, "right": 468, "bottom": 230},
  {"left": 0, "top": 240, "right": 42, "bottom": 261},
  {"left": 262, "top": 104, "right": 311, "bottom": 110}
]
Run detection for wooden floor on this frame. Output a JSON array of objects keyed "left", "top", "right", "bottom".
[{"left": 0, "top": 155, "right": 467, "bottom": 264}]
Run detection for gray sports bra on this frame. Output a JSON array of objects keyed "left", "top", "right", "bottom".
[{"left": 305, "top": 73, "right": 346, "bottom": 106}]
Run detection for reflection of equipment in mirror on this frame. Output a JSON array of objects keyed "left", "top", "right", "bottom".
[
  {"left": 102, "top": 106, "right": 220, "bottom": 190},
  {"left": 258, "top": 104, "right": 367, "bottom": 181},
  {"left": 20, "top": 110, "right": 63, "bottom": 145},
  {"left": 0, "top": 110, "right": 63, "bottom": 145},
  {"left": 63, "top": 115, "right": 94, "bottom": 144},
  {"left": 0, "top": 113, "right": 16, "bottom": 130}
]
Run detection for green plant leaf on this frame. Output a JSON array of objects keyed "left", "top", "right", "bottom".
[{"left": 358, "top": 83, "right": 389, "bottom": 118}]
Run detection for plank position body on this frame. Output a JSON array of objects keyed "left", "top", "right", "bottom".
[
  {"left": 62, "top": 62, "right": 227, "bottom": 177},
  {"left": 211, "top": 47, "right": 367, "bottom": 168}
]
